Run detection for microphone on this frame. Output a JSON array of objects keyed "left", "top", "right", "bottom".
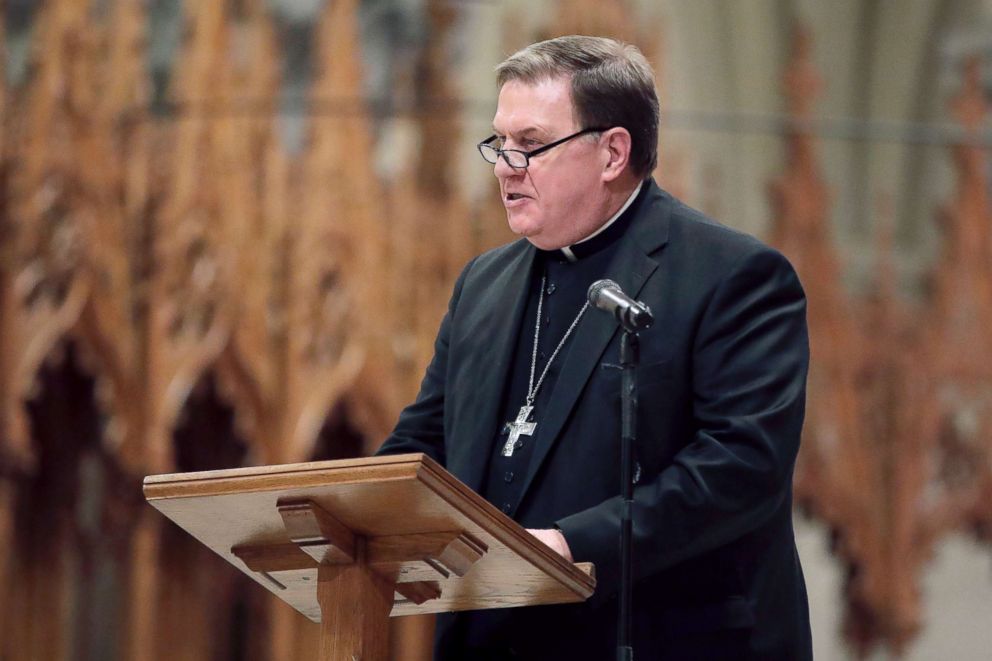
[{"left": 587, "top": 279, "right": 654, "bottom": 331}]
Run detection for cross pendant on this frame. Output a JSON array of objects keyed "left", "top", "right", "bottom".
[{"left": 502, "top": 405, "right": 536, "bottom": 457}]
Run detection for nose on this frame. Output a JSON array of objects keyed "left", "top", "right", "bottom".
[{"left": 493, "top": 152, "right": 518, "bottom": 179}]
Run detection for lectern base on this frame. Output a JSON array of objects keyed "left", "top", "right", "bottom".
[{"left": 317, "top": 542, "right": 394, "bottom": 661}]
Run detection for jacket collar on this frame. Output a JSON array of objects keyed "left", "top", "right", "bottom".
[
  {"left": 516, "top": 180, "right": 671, "bottom": 507},
  {"left": 453, "top": 180, "right": 672, "bottom": 498}
]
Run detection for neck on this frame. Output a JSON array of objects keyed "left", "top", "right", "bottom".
[
  {"left": 524, "top": 174, "right": 645, "bottom": 251},
  {"left": 576, "top": 177, "right": 642, "bottom": 244}
]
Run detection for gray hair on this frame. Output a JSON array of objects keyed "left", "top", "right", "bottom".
[{"left": 495, "top": 35, "right": 659, "bottom": 178}]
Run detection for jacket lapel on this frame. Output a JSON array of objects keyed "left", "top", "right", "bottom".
[
  {"left": 449, "top": 243, "right": 536, "bottom": 493},
  {"left": 516, "top": 193, "right": 671, "bottom": 507}
]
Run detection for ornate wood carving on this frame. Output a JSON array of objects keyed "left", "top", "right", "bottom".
[
  {"left": 924, "top": 57, "right": 992, "bottom": 550},
  {"left": 1, "top": 341, "right": 138, "bottom": 661},
  {"left": 3, "top": 0, "right": 89, "bottom": 473},
  {"left": 3, "top": 4, "right": 989, "bottom": 661},
  {"left": 0, "top": 2, "right": 142, "bottom": 503},
  {"left": 146, "top": 1, "right": 240, "bottom": 473},
  {"left": 284, "top": 0, "right": 375, "bottom": 464},
  {"left": 771, "top": 28, "right": 992, "bottom": 656}
]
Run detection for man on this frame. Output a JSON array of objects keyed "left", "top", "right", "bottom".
[{"left": 377, "top": 35, "right": 812, "bottom": 660}]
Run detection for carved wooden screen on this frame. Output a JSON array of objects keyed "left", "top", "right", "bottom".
[{"left": 1, "top": 2, "right": 991, "bottom": 661}]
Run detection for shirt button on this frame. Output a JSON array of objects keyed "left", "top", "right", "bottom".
[
  {"left": 502, "top": 503, "right": 512, "bottom": 513},
  {"left": 504, "top": 471, "right": 514, "bottom": 483},
  {"left": 544, "top": 315, "right": 551, "bottom": 325},
  {"left": 546, "top": 283, "right": 557, "bottom": 295},
  {"left": 539, "top": 351, "right": 546, "bottom": 360}
]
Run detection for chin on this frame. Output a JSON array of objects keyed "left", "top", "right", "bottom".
[
  {"left": 506, "top": 212, "right": 541, "bottom": 238},
  {"left": 505, "top": 215, "right": 568, "bottom": 250}
]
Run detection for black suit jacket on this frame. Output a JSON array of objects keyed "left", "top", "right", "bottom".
[{"left": 378, "top": 181, "right": 812, "bottom": 660}]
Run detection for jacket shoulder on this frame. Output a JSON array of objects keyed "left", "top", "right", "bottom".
[
  {"left": 658, "top": 191, "right": 793, "bottom": 275},
  {"left": 459, "top": 238, "right": 532, "bottom": 285}
]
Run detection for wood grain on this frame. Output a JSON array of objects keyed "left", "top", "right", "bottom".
[
  {"left": 144, "top": 453, "right": 596, "bottom": 622},
  {"left": 316, "top": 551, "right": 394, "bottom": 661}
]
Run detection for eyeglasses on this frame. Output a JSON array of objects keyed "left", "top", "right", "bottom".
[{"left": 477, "top": 127, "right": 611, "bottom": 169}]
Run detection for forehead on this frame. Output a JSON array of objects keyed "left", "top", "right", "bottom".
[{"left": 492, "top": 77, "right": 577, "bottom": 135}]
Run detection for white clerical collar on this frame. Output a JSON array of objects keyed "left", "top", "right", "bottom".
[{"left": 560, "top": 181, "right": 644, "bottom": 263}]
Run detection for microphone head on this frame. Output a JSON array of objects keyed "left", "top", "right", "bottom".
[{"left": 587, "top": 278, "right": 620, "bottom": 306}]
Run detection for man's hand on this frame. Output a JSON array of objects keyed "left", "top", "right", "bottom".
[{"left": 526, "top": 528, "right": 573, "bottom": 562}]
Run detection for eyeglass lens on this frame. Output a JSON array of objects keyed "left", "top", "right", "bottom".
[{"left": 480, "top": 144, "right": 528, "bottom": 168}]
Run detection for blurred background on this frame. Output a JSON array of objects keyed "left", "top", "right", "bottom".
[{"left": 1, "top": 0, "right": 991, "bottom": 659}]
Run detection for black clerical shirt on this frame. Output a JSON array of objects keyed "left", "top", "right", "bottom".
[{"left": 481, "top": 189, "right": 643, "bottom": 518}]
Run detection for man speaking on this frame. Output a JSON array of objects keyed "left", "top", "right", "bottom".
[{"left": 377, "top": 35, "right": 812, "bottom": 660}]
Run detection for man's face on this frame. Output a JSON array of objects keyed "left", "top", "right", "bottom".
[{"left": 491, "top": 77, "right": 609, "bottom": 250}]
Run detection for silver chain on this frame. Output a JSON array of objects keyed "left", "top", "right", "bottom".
[{"left": 526, "top": 275, "right": 589, "bottom": 406}]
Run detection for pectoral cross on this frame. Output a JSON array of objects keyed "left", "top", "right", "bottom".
[{"left": 502, "top": 405, "right": 536, "bottom": 457}]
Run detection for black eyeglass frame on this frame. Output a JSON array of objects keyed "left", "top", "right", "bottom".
[{"left": 477, "top": 126, "right": 612, "bottom": 169}]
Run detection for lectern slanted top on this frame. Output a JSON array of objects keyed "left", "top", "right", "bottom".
[{"left": 143, "top": 453, "right": 595, "bottom": 625}]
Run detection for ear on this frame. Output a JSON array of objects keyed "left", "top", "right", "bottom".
[{"left": 601, "top": 127, "right": 632, "bottom": 182}]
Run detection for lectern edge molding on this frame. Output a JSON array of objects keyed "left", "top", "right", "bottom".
[{"left": 143, "top": 453, "right": 595, "bottom": 661}]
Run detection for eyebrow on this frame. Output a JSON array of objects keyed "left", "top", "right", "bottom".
[{"left": 491, "top": 126, "right": 550, "bottom": 139}]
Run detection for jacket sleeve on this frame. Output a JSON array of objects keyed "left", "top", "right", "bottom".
[
  {"left": 556, "top": 246, "right": 809, "bottom": 593},
  {"left": 374, "top": 257, "right": 477, "bottom": 465}
]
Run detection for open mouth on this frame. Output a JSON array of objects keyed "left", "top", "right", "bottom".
[{"left": 505, "top": 193, "right": 527, "bottom": 201}]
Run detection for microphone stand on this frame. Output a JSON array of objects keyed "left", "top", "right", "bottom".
[
  {"left": 586, "top": 279, "right": 652, "bottom": 661},
  {"left": 617, "top": 328, "right": 638, "bottom": 661}
]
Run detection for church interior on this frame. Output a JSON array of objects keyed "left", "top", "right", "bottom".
[{"left": 1, "top": 0, "right": 990, "bottom": 659}]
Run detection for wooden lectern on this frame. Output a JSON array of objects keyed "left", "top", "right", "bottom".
[{"left": 144, "top": 453, "right": 596, "bottom": 660}]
